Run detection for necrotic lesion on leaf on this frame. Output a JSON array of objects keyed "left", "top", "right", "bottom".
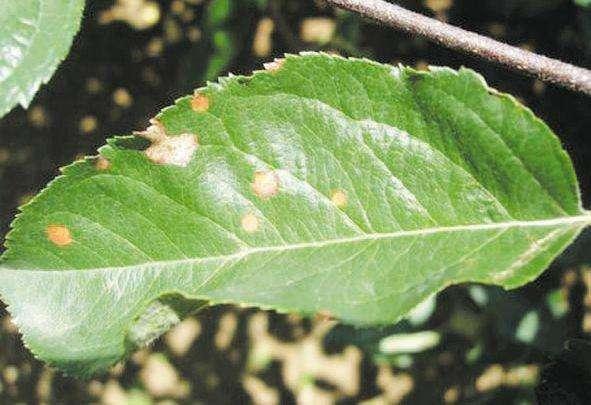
[{"left": 135, "top": 118, "right": 199, "bottom": 167}]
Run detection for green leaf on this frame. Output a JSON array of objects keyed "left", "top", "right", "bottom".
[
  {"left": 0, "top": 0, "right": 85, "bottom": 118},
  {"left": 575, "top": 0, "right": 591, "bottom": 8},
  {"left": 0, "top": 53, "right": 588, "bottom": 376}
]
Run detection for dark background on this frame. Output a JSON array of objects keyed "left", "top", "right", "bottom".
[{"left": 1, "top": 0, "right": 590, "bottom": 403}]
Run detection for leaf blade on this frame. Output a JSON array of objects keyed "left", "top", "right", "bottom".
[
  {"left": 0, "top": 0, "right": 85, "bottom": 117},
  {"left": 0, "top": 53, "right": 586, "bottom": 376}
]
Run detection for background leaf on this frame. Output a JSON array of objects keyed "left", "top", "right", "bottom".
[
  {"left": 0, "top": 0, "right": 85, "bottom": 118},
  {"left": 0, "top": 53, "right": 587, "bottom": 377}
]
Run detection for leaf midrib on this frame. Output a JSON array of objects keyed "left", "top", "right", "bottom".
[{"left": 3, "top": 214, "right": 589, "bottom": 275}]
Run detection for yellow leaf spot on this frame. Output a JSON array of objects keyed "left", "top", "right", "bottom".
[
  {"left": 95, "top": 156, "right": 111, "bottom": 171},
  {"left": 241, "top": 213, "right": 260, "bottom": 233},
  {"left": 252, "top": 171, "right": 280, "bottom": 199},
  {"left": 191, "top": 93, "right": 210, "bottom": 113},
  {"left": 331, "top": 189, "right": 347, "bottom": 208},
  {"left": 46, "top": 225, "right": 73, "bottom": 247}
]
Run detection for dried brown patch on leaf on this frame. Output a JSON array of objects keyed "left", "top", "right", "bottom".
[
  {"left": 144, "top": 134, "right": 198, "bottom": 167},
  {"left": 252, "top": 171, "right": 280, "bottom": 199},
  {"left": 330, "top": 189, "right": 347, "bottom": 208},
  {"left": 241, "top": 213, "right": 260, "bottom": 233},
  {"left": 135, "top": 118, "right": 167, "bottom": 142},
  {"left": 136, "top": 119, "right": 199, "bottom": 167},
  {"left": 191, "top": 93, "right": 210, "bottom": 113},
  {"left": 46, "top": 225, "right": 73, "bottom": 247},
  {"left": 95, "top": 156, "right": 111, "bottom": 171},
  {"left": 263, "top": 58, "right": 285, "bottom": 73}
]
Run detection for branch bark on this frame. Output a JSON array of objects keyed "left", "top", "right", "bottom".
[{"left": 326, "top": 0, "right": 591, "bottom": 96}]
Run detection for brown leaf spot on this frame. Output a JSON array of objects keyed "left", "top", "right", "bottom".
[
  {"left": 330, "top": 189, "right": 347, "bottom": 208},
  {"left": 46, "top": 225, "right": 73, "bottom": 247},
  {"left": 135, "top": 118, "right": 167, "bottom": 142},
  {"left": 136, "top": 119, "right": 199, "bottom": 167},
  {"left": 95, "top": 156, "right": 111, "bottom": 171},
  {"left": 241, "top": 213, "right": 259, "bottom": 233},
  {"left": 191, "top": 93, "right": 210, "bottom": 113},
  {"left": 252, "top": 171, "right": 280, "bottom": 199},
  {"left": 263, "top": 58, "right": 285, "bottom": 73},
  {"left": 145, "top": 133, "right": 199, "bottom": 167}
]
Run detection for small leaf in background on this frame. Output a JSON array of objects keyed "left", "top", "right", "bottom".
[
  {"left": 515, "top": 311, "right": 541, "bottom": 344},
  {"left": 0, "top": 0, "right": 85, "bottom": 118},
  {"left": 546, "top": 289, "right": 569, "bottom": 318},
  {"left": 379, "top": 331, "right": 441, "bottom": 354},
  {"left": 0, "top": 53, "right": 588, "bottom": 376},
  {"left": 469, "top": 285, "right": 489, "bottom": 307},
  {"left": 407, "top": 294, "right": 437, "bottom": 326}
]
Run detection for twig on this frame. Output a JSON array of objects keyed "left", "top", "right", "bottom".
[{"left": 326, "top": 0, "right": 591, "bottom": 96}]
